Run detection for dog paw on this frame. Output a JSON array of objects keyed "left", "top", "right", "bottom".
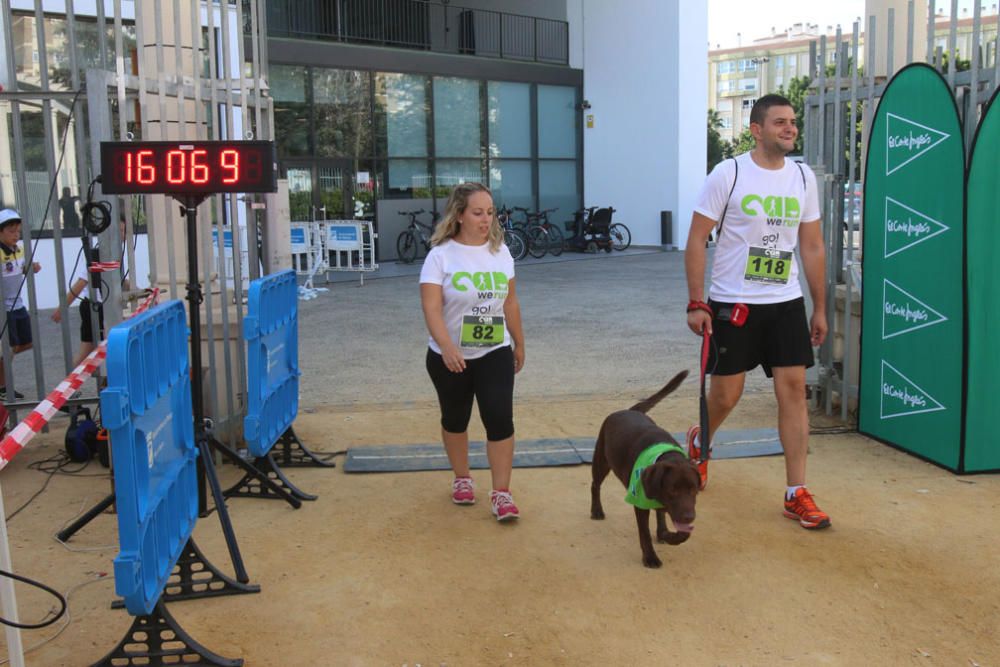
[
  {"left": 642, "top": 554, "right": 663, "bottom": 569},
  {"left": 590, "top": 509, "right": 605, "bottom": 520}
]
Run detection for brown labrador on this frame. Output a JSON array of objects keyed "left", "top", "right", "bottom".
[{"left": 590, "top": 370, "right": 700, "bottom": 568}]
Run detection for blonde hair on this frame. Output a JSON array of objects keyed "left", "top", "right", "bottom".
[{"left": 429, "top": 182, "right": 504, "bottom": 252}]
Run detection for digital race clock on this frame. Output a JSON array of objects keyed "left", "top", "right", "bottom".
[{"left": 100, "top": 141, "right": 277, "bottom": 195}]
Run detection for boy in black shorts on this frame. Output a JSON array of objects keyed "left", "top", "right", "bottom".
[{"left": 0, "top": 209, "right": 41, "bottom": 400}]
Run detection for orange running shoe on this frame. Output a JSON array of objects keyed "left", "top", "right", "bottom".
[
  {"left": 783, "top": 487, "right": 831, "bottom": 529},
  {"left": 686, "top": 425, "right": 708, "bottom": 491}
]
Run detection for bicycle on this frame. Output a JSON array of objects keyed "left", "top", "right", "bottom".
[
  {"left": 497, "top": 206, "right": 528, "bottom": 261},
  {"left": 396, "top": 209, "right": 435, "bottom": 264},
  {"left": 609, "top": 221, "right": 632, "bottom": 251},
  {"left": 514, "top": 207, "right": 563, "bottom": 258}
]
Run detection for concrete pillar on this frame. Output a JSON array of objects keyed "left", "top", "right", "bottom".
[
  {"left": 866, "top": 0, "right": 929, "bottom": 76},
  {"left": 137, "top": 0, "right": 207, "bottom": 287},
  {"left": 577, "top": 0, "right": 707, "bottom": 248}
]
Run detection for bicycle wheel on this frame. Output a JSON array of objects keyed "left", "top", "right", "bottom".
[
  {"left": 526, "top": 226, "right": 548, "bottom": 259},
  {"left": 504, "top": 228, "right": 528, "bottom": 261},
  {"left": 397, "top": 230, "right": 418, "bottom": 263},
  {"left": 609, "top": 223, "right": 631, "bottom": 251},
  {"left": 546, "top": 223, "right": 564, "bottom": 256}
]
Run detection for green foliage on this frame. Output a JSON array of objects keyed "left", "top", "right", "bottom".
[
  {"left": 707, "top": 109, "right": 733, "bottom": 172},
  {"left": 936, "top": 50, "right": 971, "bottom": 72},
  {"left": 730, "top": 128, "right": 755, "bottom": 155}
]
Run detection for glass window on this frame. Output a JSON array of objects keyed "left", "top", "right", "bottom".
[
  {"left": 387, "top": 159, "right": 432, "bottom": 197},
  {"left": 284, "top": 166, "right": 313, "bottom": 222},
  {"left": 314, "top": 68, "right": 372, "bottom": 158},
  {"left": 272, "top": 65, "right": 311, "bottom": 157},
  {"left": 487, "top": 81, "right": 531, "bottom": 158},
  {"left": 375, "top": 72, "right": 429, "bottom": 158},
  {"left": 537, "top": 85, "right": 576, "bottom": 159},
  {"left": 489, "top": 159, "right": 533, "bottom": 211},
  {"left": 11, "top": 14, "right": 135, "bottom": 92},
  {"left": 433, "top": 77, "right": 481, "bottom": 158},
  {"left": 435, "top": 159, "right": 485, "bottom": 196},
  {"left": 538, "top": 160, "right": 578, "bottom": 219}
]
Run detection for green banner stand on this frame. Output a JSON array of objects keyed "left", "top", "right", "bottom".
[
  {"left": 860, "top": 64, "right": 965, "bottom": 470},
  {"left": 963, "top": 86, "right": 1000, "bottom": 473}
]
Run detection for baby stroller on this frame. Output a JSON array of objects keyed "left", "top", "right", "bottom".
[{"left": 565, "top": 206, "right": 614, "bottom": 253}]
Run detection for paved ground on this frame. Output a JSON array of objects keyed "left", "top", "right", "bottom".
[
  {"left": 297, "top": 247, "right": 779, "bottom": 409},
  {"left": 5, "top": 247, "right": 999, "bottom": 666}
]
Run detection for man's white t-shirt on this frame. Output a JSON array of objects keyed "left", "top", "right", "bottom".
[
  {"left": 419, "top": 239, "right": 515, "bottom": 359},
  {"left": 693, "top": 152, "right": 820, "bottom": 304}
]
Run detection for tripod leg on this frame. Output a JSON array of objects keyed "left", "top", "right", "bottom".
[
  {"left": 55, "top": 493, "right": 116, "bottom": 543},
  {"left": 212, "top": 438, "right": 303, "bottom": 509},
  {"left": 198, "top": 437, "right": 251, "bottom": 584}
]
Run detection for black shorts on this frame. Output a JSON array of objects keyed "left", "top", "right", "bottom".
[
  {"left": 707, "top": 297, "right": 814, "bottom": 378},
  {"left": 5, "top": 308, "right": 31, "bottom": 347},
  {"left": 425, "top": 346, "right": 515, "bottom": 441},
  {"left": 79, "top": 298, "right": 105, "bottom": 344}
]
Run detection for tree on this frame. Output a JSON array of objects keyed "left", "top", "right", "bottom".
[
  {"left": 936, "top": 50, "right": 971, "bottom": 72},
  {"left": 706, "top": 109, "right": 732, "bottom": 172},
  {"left": 729, "top": 128, "right": 755, "bottom": 155}
]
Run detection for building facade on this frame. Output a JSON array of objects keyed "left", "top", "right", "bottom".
[
  {"left": 709, "top": 12, "right": 1000, "bottom": 144},
  {"left": 265, "top": 0, "right": 707, "bottom": 256}
]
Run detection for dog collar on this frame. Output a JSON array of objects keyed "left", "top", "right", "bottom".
[{"left": 624, "top": 442, "right": 688, "bottom": 510}]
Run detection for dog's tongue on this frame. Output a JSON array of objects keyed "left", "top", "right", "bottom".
[{"left": 673, "top": 522, "right": 694, "bottom": 533}]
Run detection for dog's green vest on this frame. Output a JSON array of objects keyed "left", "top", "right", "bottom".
[{"left": 625, "top": 442, "right": 688, "bottom": 510}]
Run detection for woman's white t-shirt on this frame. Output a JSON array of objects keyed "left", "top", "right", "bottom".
[
  {"left": 419, "top": 239, "right": 515, "bottom": 359},
  {"left": 693, "top": 152, "right": 820, "bottom": 304}
]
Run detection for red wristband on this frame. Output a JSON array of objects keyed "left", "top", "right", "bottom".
[{"left": 686, "top": 300, "right": 713, "bottom": 316}]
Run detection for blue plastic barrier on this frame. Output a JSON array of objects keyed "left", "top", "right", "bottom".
[
  {"left": 100, "top": 300, "right": 197, "bottom": 616},
  {"left": 243, "top": 269, "right": 300, "bottom": 457}
]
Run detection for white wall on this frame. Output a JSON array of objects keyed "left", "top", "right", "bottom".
[{"left": 572, "top": 0, "right": 707, "bottom": 248}]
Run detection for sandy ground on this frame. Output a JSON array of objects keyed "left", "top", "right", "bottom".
[{"left": 1, "top": 383, "right": 997, "bottom": 667}]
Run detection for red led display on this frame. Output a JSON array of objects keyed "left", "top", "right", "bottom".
[{"left": 100, "top": 141, "right": 276, "bottom": 195}]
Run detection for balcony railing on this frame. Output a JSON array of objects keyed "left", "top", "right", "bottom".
[{"left": 263, "top": 0, "right": 570, "bottom": 66}]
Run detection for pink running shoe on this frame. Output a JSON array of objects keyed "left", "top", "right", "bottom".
[
  {"left": 489, "top": 489, "right": 520, "bottom": 521},
  {"left": 452, "top": 476, "right": 475, "bottom": 505}
]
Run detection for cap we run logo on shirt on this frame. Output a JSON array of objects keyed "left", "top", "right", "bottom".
[
  {"left": 452, "top": 271, "right": 509, "bottom": 299},
  {"left": 741, "top": 194, "right": 801, "bottom": 227}
]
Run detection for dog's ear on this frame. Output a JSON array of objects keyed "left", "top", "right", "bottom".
[{"left": 641, "top": 463, "right": 667, "bottom": 498}]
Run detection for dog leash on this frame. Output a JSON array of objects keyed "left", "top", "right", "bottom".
[{"left": 699, "top": 328, "right": 711, "bottom": 465}]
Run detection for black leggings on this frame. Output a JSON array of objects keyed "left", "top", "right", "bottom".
[{"left": 426, "top": 346, "right": 515, "bottom": 441}]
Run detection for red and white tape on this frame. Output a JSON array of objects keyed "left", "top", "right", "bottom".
[{"left": 0, "top": 288, "right": 161, "bottom": 472}]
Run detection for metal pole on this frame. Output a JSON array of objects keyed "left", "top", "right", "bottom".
[
  {"left": 906, "top": 0, "right": 915, "bottom": 65},
  {"left": 184, "top": 196, "right": 249, "bottom": 584},
  {"left": 0, "top": 483, "right": 25, "bottom": 667},
  {"left": 968, "top": 2, "right": 983, "bottom": 154},
  {"left": 927, "top": 0, "right": 937, "bottom": 64},
  {"left": 887, "top": 7, "right": 896, "bottom": 76},
  {"left": 948, "top": 0, "right": 958, "bottom": 90},
  {"left": 844, "top": 19, "right": 862, "bottom": 421}
]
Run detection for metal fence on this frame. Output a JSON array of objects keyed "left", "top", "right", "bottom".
[
  {"left": 0, "top": 0, "right": 274, "bottom": 445},
  {"left": 802, "top": 0, "right": 1000, "bottom": 421},
  {"left": 264, "top": 0, "right": 570, "bottom": 65}
]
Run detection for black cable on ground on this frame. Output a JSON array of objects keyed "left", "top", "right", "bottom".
[{"left": 0, "top": 570, "right": 67, "bottom": 629}]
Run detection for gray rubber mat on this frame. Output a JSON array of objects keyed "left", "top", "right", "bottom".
[{"left": 343, "top": 429, "right": 782, "bottom": 472}]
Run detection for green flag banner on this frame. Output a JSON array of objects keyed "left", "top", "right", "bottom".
[
  {"left": 860, "top": 64, "right": 965, "bottom": 469},
  {"left": 963, "top": 86, "right": 1000, "bottom": 472}
]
